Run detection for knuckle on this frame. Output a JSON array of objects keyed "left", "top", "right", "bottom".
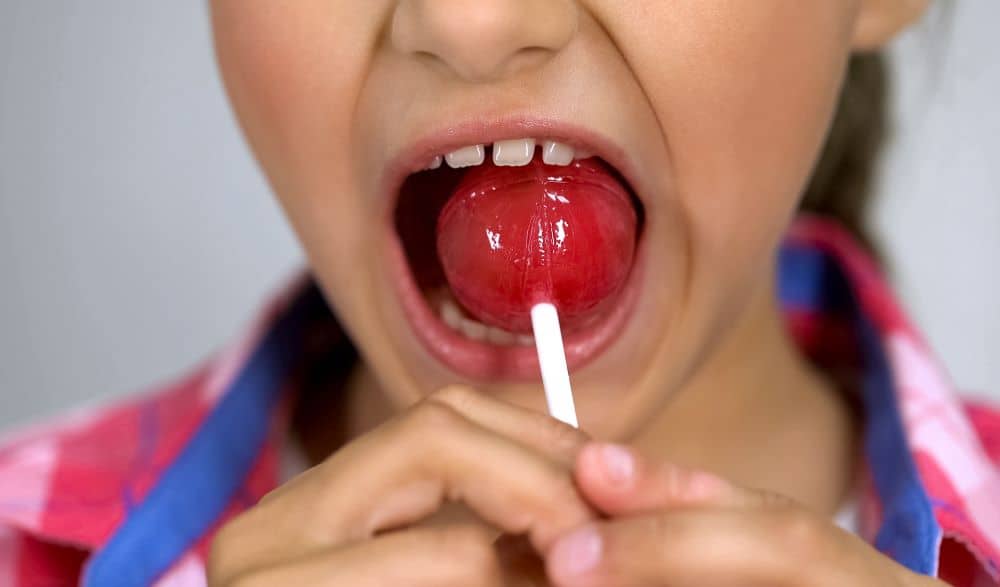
[
  {"left": 428, "top": 385, "right": 478, "bottom": 412},
  {"left": 407, "top": 396, "right": 464, "bottom": 434},
  {"left": 394, "top": 399, "right": 467, "bottom": 455}
]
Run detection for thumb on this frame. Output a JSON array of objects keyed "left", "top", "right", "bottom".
[{"left": 573, "top": 442, "right": 794, "bottom": 516}]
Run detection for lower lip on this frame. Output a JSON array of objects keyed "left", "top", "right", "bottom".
[{"left": 386, "top": 227, "right": 646, "bottom": 381}]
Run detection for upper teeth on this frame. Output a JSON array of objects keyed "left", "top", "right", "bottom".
[
  {"left": 434, "top": 138, "right": 579, "bottom": 170},
  {"left": 493, "top": 138, "right": 536, "bottom": 166},
  {"left": 542, "top": 140, "right": 575, "bottom": 166},
  {"left": 444, "top": 145, "right": 485, "bottom": 169}
]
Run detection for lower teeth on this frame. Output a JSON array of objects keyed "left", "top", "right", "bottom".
[{"left": 436, "top": 292, "right": 532, "bottom": 346}]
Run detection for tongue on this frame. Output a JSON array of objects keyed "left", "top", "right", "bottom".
[{"left": 436, "top": 158, "right": 638, "bottom": 335}]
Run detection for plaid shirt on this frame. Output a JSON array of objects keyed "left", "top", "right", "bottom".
[{"left": 1, "top": 216, "right": 999, "bottom": 587}]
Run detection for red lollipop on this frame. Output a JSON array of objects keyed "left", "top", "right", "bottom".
[{"left": 436, "top": 158, "right": 638, "bottom": 335}]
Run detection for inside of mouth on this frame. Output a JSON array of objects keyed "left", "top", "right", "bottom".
[{"left": 394, "top": 146, "right": 644, "bottom": 346}]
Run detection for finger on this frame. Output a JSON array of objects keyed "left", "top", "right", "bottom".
[
  {"left": 429, "top": 385, "right": 591, "bottom": 467},
  {"left": 216, "top": 525, "right": 504, "bottom": 587},
  {"left": 574, "top": 442, "right": 792, "bottom": 516},
  {"left": 235, "top": 396, "right": 593, "bottom": 564},
  {"left": 547, "top": 509, "right": 894, "bottom": 587},
  {"left": 257, "top": 386, "right": 587, "bottom": 511},
  {"left": 212, "top": 391, "right": 596, "bottom": 580},
  {"left": 326, "top": 397, "right": 595, "bottom": 546}
]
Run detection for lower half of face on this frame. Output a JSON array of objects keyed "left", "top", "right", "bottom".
[{"left": 211, "top": 0, "right": 861, "bottom": 439}]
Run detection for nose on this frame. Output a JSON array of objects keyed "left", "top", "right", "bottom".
[{"left": 391, "top": 0, "right": 577, "bottom": 82}]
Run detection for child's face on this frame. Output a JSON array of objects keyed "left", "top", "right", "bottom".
[{"left": 210, "top": 1, "right": 922, "bottom": 437}]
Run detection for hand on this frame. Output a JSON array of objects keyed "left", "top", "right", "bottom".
[
  {"left": 546, "top": 443, "right": 948, "bottom": 587},
  {"left": 207, "top": 386, "right": 595, "bottom": 587}
]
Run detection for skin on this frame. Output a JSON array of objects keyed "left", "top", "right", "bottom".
[{"left": 207, "top": 1, "right": 937, "bottom": 585}]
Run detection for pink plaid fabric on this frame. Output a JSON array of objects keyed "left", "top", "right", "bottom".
[{"left": 0, "top": 217, "right": 998, "bottom": 586}]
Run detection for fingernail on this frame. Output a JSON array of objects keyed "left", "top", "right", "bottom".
[
  {"left": 550, "top": 527, "right": 602, "bottom": 576},
  {"left": 598, "top": 443, "right": 635, "bottom": 486}
]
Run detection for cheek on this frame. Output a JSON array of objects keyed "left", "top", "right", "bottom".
[
  {"left": 608, "top": 0, "right": 857, "bottom": 282},
  {"left": 210, "top": 0, "right": 384, "bottom": 297}
]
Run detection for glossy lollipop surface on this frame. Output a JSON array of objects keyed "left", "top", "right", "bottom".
[{"left": 436, "top": 158, "right": 638, "bottom": 334}]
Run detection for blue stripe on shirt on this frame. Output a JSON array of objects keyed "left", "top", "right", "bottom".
[{"left": 82, "top": 285, "right": 324, "bottom": 587}]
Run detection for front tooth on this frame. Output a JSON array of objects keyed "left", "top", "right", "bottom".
[
  {"left": 517, "top": 334, "right": 535, "bottom": 346},
  {"left": 445, "top": 145, "right": 485, "bottom": 168},
  {"left": 486, "top": 327, "right": 517, "bottom": 346},
  {"left": 542, "top": 140, "right": 575, "bottom": 166},
  {"left": 440, "top": 299, "right": 463, "bottom": 330},
  {"left": 461, "top": 318, "right": 489, "bottom": 341},
  {"left": 493, "top": 138, "right": 536, "bottom": 167}
]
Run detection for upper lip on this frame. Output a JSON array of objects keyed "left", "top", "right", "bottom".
[{"left": 379, "top": 115, "right": 649, "bottom": 219}]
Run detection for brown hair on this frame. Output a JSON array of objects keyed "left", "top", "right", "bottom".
[{"left": 800, "top": 53, "right": 889, "bottom": 259}]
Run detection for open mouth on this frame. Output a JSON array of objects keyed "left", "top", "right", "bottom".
[{"left": 388, "top": 134, "right": 646, "bottom": 380}]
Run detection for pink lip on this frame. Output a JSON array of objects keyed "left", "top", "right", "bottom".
[{"left": 380, "top": 116, "right": 648, "bottom": 380}]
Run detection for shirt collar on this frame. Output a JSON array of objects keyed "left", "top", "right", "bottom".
[{"left": 785, "top": 216, "right": 1000, "bottom": 580}]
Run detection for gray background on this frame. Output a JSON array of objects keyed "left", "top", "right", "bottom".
[{"left": 1, "top": 3, "right": 997, "bottom": 429}]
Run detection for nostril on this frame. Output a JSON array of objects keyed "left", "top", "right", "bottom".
[{"left": 507, "top": 46, "right": 563, "bottom": 73}]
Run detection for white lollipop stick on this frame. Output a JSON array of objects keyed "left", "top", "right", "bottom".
[{"left": 531, "top": 303, "right": 578, "bottom": 428}]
